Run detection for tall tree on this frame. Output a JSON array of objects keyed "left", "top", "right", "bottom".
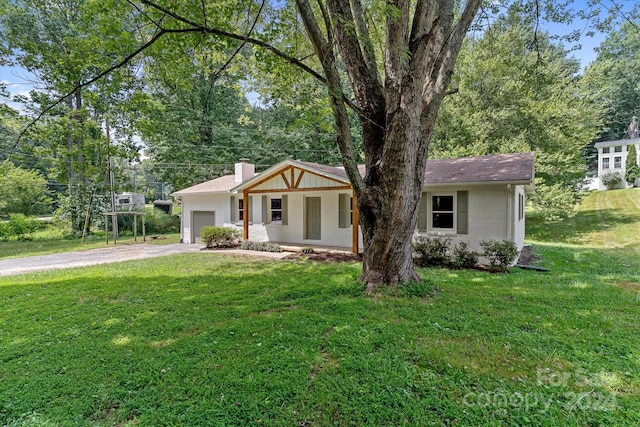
[
  {"left": 0, "top": 0, "right": 139, "bottom": 233},
  {"left": 431, "top": 14, "right": 603, "bottom": 220},
  {"left": 625, "top": 144, "right": 640, "bottom": 186},
  {"left": 583, "top": 21, "right": 640, "bottom": 141}
]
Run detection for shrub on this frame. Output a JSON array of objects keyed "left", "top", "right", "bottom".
[
  {"left": 241, "top": 240, "right": 283, "bottom": 252},
  {"left": 625, "top": 144, "right": 640, "bottom": 186},
  {"left": 200, "top": 226, "right": 241, "bottom": 248},
  {"left": 301, "top": 247, "right": 315, "bottom": 254},
  {"left": 480, "top": 240, "right": 519, "bottom": 272},
  {"left": 413, "top": 236, "right": 451, "bottom": 267},
  {"left": 601, "top": 171, "right": 623, "bottom": 190},
  {"left": 142, "top": 208, "right": 180, "bottom": 234},
  {"left": 451, "top": 241, "right": 480, "bottom": 269},
  {"left": 0, "top": 214, "right": 39, "bottom": 241}
]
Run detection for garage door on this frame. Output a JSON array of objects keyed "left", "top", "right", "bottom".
[{"left": 192, "top": 211, "right": 216, "bottom": 243}]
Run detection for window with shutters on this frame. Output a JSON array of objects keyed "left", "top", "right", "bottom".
[
  {"left": 271, "top": 198, "right": 282, "bottom": 222},
  {"left": 264, "top": 195, "right": 288, "bottom": 225},
  {"left": 417, "top": 191, "right": 468, "bottom": 235}
]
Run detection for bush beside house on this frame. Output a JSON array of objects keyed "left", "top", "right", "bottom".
[
  {"left": 200, "top": 226, "right": 241, "bottom": 248},
  {"left": 601, "top": 171, "right": 623, "bottom": 190},
  {"left": 413, "top": 237, "right": 518, "bottom": 272}
]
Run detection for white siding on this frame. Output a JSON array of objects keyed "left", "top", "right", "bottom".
[
  {"left": 596, "top": 141, "right": 640, "bottom": 190},
  {"left": 180, "top": 194, "right": 230, "bottom": 243},
  {"left": 513, "top": 185, "right": 526, "bottom": 251},
  {"left": 260, "top": 191, "right": 358, "bottom": 248},
  {"left": 417, "top": 185, "right": 512, "bottom": 253}
]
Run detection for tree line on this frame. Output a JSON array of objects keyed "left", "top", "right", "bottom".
[{"left": 0, "top": 0, "right": 638, "bottom": 286}]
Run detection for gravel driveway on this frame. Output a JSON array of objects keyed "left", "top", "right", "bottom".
[
  {"left": 0, "top": 243, "right": 291, "bottom": 277},
  {"left": 0, "top": 243, "right": 206, "bottom": 277}
]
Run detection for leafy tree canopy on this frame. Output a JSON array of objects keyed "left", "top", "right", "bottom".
[
  {"left": 0, "top": 162, "right": 52, "bottom": 217},
  {"left": 583, "top": 21, "right": 640, "bottom": 141},
  {"left": 431, "top": 13, "right": 603, "bottom": 220}
]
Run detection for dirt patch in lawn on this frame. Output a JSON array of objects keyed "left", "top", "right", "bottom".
[
  {"left": 517, "top": 245, "right": 540, "bottom": 266},
  {"left": 615, "top": 281, "right": 640, "bottom": 292},
  {"left": 284, "top": 252, "right": 363, "bottom": 263}
]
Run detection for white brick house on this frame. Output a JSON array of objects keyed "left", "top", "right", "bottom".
[{"left": 173, "top": 153, "right": 535, "bottom": 253}]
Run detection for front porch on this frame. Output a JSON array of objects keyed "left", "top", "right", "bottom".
[{"left": 231, "top": 160, "right": 362, "bottom": 254}]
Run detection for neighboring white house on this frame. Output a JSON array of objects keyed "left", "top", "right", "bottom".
[
  {"left": 594, "top": 139, "right": 640, "bottom": 190},
  {"left": 594, "top": 116, "right": 640, "bottom": 190},
  {"left": 172, "top": 153, "right": 535, "bottom": 253}
]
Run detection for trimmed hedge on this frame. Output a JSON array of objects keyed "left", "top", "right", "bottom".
[
  {"left": 241, "top": 240, "right": 283, "bottom": 252},
  {"left": 200, "top": 226, "right": 241, "bottom": 248}
]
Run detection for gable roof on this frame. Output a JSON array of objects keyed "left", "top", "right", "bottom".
[
  {"left": 176, "top": 152, "right": 535, "bottom": 196},
  {"left": 288, "top": 153, "right": 534, "bottom": 186},
  {"left": 171, "top": 174, "right": 237, "bottom": 196}
]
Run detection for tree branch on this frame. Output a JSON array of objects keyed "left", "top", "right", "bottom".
[
  {"left": 13, "top": 29, "right": 167, "bottom": 148},
  {"left": 326, "top": 0, "right": 384, "bottom": 109},
  {"left": 296, "top": 0, "right": 365, "bottom": 193}
]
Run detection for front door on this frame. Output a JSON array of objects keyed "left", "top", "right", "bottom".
[{"left": 305, "top": 197, "right": 321, "bottom": 240}]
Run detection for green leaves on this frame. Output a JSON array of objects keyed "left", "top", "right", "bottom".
[
  {"left": 0, "top": 162, "right": 52, "bottom": 217},
  {"left": 431, "top": 14, "right": 603, "bottom": 220},
  {"left": 583, "top": 21, "right": 640, "bottom": 141}
]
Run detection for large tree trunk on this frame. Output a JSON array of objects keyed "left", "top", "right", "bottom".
[
  {"left": 295, "top": 0, "right": 480, "bottom": 289},
  {"left": 357, "top": 106, "right": 431, "bottom": 291}
]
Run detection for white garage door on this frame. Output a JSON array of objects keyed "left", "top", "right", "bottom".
[{"left": 192, "top": 211, "right": 216, "bottom": 243}]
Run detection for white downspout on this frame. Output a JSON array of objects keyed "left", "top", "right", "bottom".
[{"left": 507, "top": 184, "right": 513, "bottom": 242}]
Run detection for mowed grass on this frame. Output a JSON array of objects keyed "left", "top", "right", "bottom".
[{"left": 1, "top": 189, "right": 639, "bottom": 426}]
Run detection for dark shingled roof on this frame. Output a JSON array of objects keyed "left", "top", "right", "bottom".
[
  {"left": 299, "top": 152, "right": 534, "bottom": 185},
  {"left": 186, "top": 152, "right": 535, "bottom": 196},
  {"left": 424, "top": 152, "right": 534, "bottom": 184}
]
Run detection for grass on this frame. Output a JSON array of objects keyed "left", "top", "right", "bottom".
[
  {"left": 1, "top": 189, "right": 639, "bottom": 426},
  {"left": 0, "top": 232, "right": 181, "bottom": 260}
]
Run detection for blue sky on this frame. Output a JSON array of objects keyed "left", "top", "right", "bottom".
[{"left": 0, "top": 0, "right": 633, "bottom": 107}]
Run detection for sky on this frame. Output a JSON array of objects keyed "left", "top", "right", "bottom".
[{"left": 0, "top": 0, "right": 635, "bottom": 110}]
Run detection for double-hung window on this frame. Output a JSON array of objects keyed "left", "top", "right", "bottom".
[
  {"left": 262, "top": 195, "right": 288, "bottom": 225},
  {"left": 417, "top": 191, "right": 468, "bottom": 234},
  {"left": 614, "top": 156, "right": 622, "bottom": 169},
  {"left": 238, "top": 199, "right": 244, "bottom": 221},
  {"left": 271, "top": 198, "right": 282, "bottom": 223},
  {"left": 602, "top": 157, "right": 610, "bottom": 169},
  {"left": 431, "top": 195, "right": 455, "bottom": 229}
]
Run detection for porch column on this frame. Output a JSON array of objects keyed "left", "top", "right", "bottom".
[
  {"left": 352, "top": 192, "right": 359, "bottom": 254},
  {"left": 243, "top": 189, "right": 249, "bottom": 240}
]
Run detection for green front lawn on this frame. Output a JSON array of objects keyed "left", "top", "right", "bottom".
[{"left": 1, "top": 189, "right": 639, "bottom": 426}]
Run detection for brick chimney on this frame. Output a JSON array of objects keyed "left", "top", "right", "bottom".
[{"left": 235, "top": 158, "right": 255, "bottom": 183}]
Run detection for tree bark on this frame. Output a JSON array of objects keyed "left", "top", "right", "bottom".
[{"left": 296, "top": 0, "right": 481, "bottom": 290}]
